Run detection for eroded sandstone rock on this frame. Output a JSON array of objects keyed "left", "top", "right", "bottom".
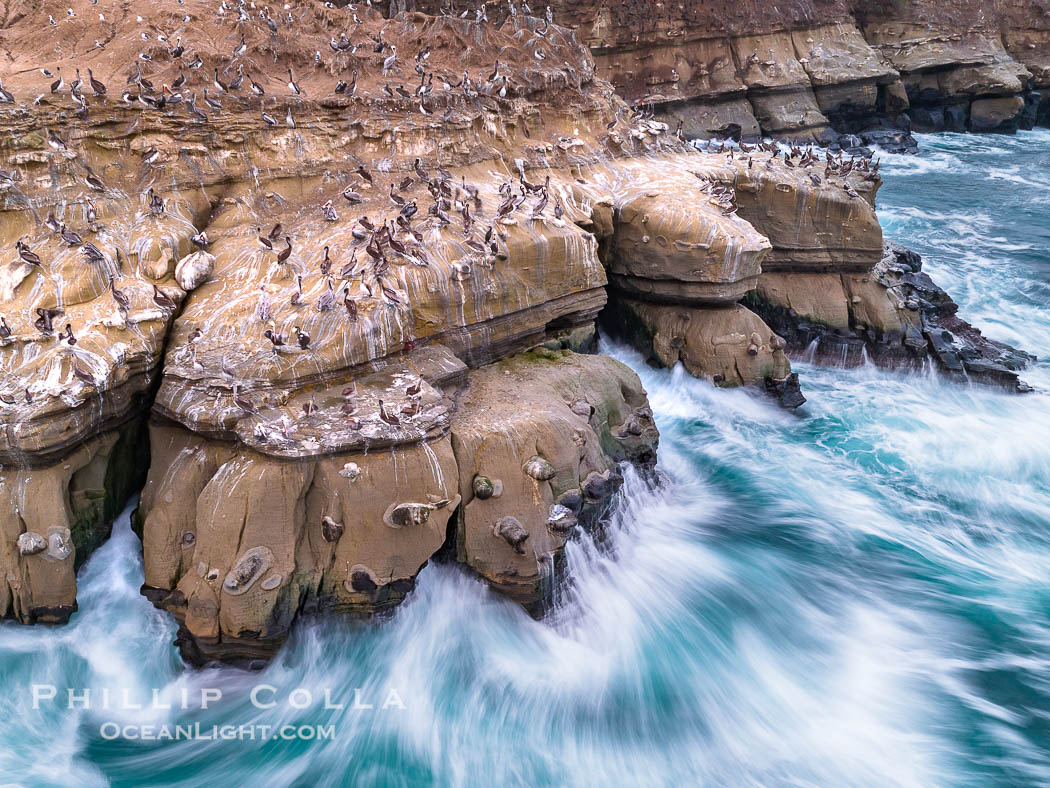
[
  {"left": 139, "top": 419, "right": 461, "bottom": 664},
  {"left": 612, "top": 298, "right": 794, "bottom": 391},
  {"left": 746, "top": 244, "right": 1034, "bottom": 390},
  {"left": 448, "top": 349, "right": 658, "bottom": 611},
  {"left": 138, "top": 348, "right": 658, "bottom": 661},
  {"left": 413, "top": 0, "right": 1048, "bottom": 140},
  {"left": 1, "top": 0, "right": 1036, "bottom": 663},
  {"left": 0, "top": 419, "right": 148, "bottom": 623}
]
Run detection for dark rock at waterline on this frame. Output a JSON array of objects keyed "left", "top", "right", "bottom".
[
  {"left": 741, "top": 292, "right": 869, "bottom": 369},
  {"left": 910, "top": 106, "right": 945, "bottom": 133},
  {"left": 898, "top": 263, "right": 1037, "bottom": 389},
  {"left": 831, "top": 134, "right": 874, "bottom": 158},
  {"left": 1019, "top": 91, "right": 1041, "bottom": 131},
  {"left": 25, "top": 605, "right": 77, "bottom": 625},
  {"left": 857, "top": 127, "right": 918, "bottom": 155},
  {"left": 944, "top": 105, "right": 968, "bottom": 134},
  {"left": 766, "top": 373, "right": 806, "bottom": 409},
  {"left": 556, "top": 489, "right": 584, "bottom": 513},
  {"left": 899, "top": 271, "right": 958, "bottom": 317},
  {"left": 921, "top": 312, "right": 1036, "bottom": 391},
  {"left": 888, "top": 249, "right": 1035, "bottom": 389},
  {"left": 746, "top": 243, "right": 1034, "bottom": 393},
  {"left": 173, "top": 626, "right": 285, "bottom": 670},
  {"left": 890, "top": 245, "right": 923, "bottom": 273},
  {"left": 1035, "top": 92, "right": 1050, "bottom": 127}
]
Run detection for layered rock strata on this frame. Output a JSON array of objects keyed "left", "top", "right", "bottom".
[
  {"left": 863, "top": 20, "right": 1033, "bottom": 133},
  {"left": 0, "top": 0, "right": 1034, "bottom": 663},
  {"left": 0, "top": 141, "right": 197, "bottom": 620},
  {"left": 0, "top": 2, "right": 674, "bottom": 659},
  {"left": 746, "top": 244, "right": 1035, "bottom": 390},
  {"left": 140, "top": 347, "right": 656, "bottom": 665},
  {"left": 565, "top": 153, "right": 803, "bottom": 405},
  {"left": 410, "top": 0, "right": 1050, "bottom": 140}
]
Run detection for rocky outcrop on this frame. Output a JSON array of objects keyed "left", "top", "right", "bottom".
[
  {"left": 448, "top": 348, "right": 657, "bottom": 611},
  {"left": 862, "top": 19, "right": 1032, "bottom": 133},
  {"left": 0, "top": 0, "right": 1034, "bottom": 665},
  {"left": 139, "top": 348, "right": 657, "bottom": 665},
  {"left": 1002, "top": 0, "right": 1050, "bottom": 124},
  {"left": 409, "top": 0, "right": 1050, "bottom": 140},
  {"left": 746, "top": 244, "right": 1035, "bottom": 390},
  {"left": 0, "top": 122, "right": 196, "bottom": 621},
  {"left": 565, "top": 152, "right": 802, "bottom": 406},
  {"left": 0, "top": 418, "right": 148, "bottom": 622},
  {"left": 1, "top": 0, "right": 669, "bottom": 660}
]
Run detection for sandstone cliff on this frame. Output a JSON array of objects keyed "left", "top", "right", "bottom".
[
  {"left": 0, "top": 0, "right": 1032, "bottom": 663},
  {"left": 410, "top": 0, "right": 1050, "bottom": 142}
]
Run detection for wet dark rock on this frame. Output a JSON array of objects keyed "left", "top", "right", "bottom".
[
  {"left": 555, "top": 489, "right": 584, "bottom": 513},
  {"left": 904, "top": 325, "right": 928, "bottom": 351},
  {"left": 389, "top": 578, "right": 415, "bottom": 595},
  {"left": 890, "top": 245, "right": 923, "bottom": 273},
  {"left": 546, "top": 505, "right": 579, "bottom": 533},
  {"left": 893, "top": 248, "right": 1034, "bottom": 390},
  {"left": 944, "top": 105, "right": 968, "bottom": 133},
  {"left": 910, "top": 106, "right": 945, "bottom": 133},
  {"left": 766, "top": 373, "right": 806, "bottom": 409},
  {"left": 494, "top": 516, "right": 530, "bottom": 554},
  {"left": 321, "top": 516, "right": 344, "bottom": 543},
  {"left": 1019, "top": 91, "right": 1041, "bottom": 130},
  {"left": 900, "top": 271, "right": 958, "bottom": 317},
  {"left": 747, "top": 242, "right": 1034, "bottom": 392},
  {"left": 1035, "top": 92, "right": 1050, "bottom": 127},
  {"left": 26, "top": 605, "right": 76, "bottom": 625},
  {"left": 582, "top": 469, "right": 623, "bottom": 502},
  {"left": 921, "top": 313, "right": 1035, "bottom": 390},
  {"left": 858, "top": 127, "right": 918, "bottom": 154}
]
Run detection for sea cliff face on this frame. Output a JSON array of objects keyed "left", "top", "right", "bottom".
[
  {"left": 0, "top": 0, "right": 1033, "bottom": 663},
  {"left": 410, "top": 0, "right": 1050, "bottom": 143}
]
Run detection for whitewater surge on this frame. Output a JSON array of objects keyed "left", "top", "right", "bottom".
[{"left": 2, "top": 131, "right": 1049, "bottom": 787}]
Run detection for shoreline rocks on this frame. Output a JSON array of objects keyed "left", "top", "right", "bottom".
[
  {"left": 138, "top": 348, "right": 659, "bottom": 664},
  {"left": 0, "top": 417, "right": 149, "bottom": 623},
  {"left": 745, "top": 244, "right": 1035, "bottom": 391},
  {"left": 409, "top": 0, "right": 1050, "bottom": 142},
  {"left": 0, "top": 0, "right": 1035, "bottom": 666}
]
